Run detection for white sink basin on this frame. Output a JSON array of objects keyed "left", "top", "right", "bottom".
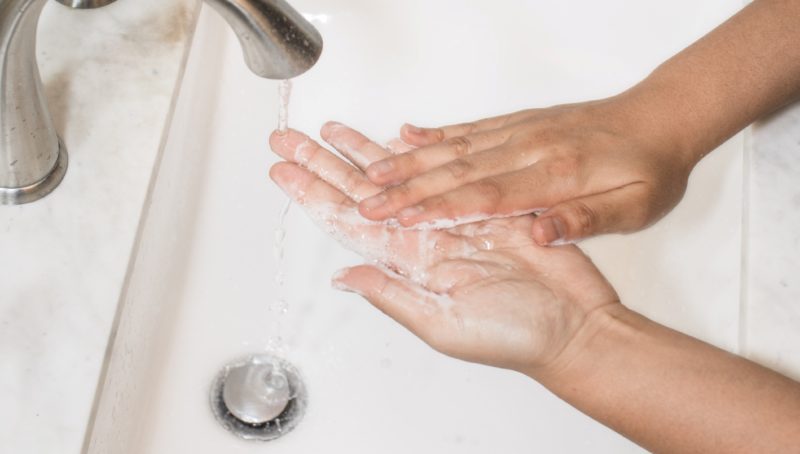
[{"left": 87, "top": 1, "right": 744, "bottom": 452}]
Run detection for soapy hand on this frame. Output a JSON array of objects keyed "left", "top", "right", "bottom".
[
  {"left": 269, "top": 123, "right": 621, "bottom": 373},
  {"left": 357, "top": 99, "right": 696, "bottom": 245}
]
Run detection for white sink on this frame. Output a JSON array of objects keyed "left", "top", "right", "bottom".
[{"left": 87, "top": 1, "right": 744, "bottom": 452}]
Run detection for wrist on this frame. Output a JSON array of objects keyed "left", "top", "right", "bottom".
[
  {"left": 606, "top": 77, "right": 710, "bottom": 171},
  {"left": 525, "top": 303, "right": 641, "bottom": 387}
]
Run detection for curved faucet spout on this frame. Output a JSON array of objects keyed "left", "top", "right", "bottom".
[
  {"left": 205, "top": 0, "right": 323, "bottom": 79},
  {"left": 0, "top": 0, "right": 323, "bottom": 205}
]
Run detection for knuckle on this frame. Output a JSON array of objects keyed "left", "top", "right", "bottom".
[
  {"left": 473, "top": 178, "right": 504, "bottom": 211},
  {"left": 395, "top": 152, "right": 419, "bottom": 173},
  {"left": 341, "top": 169, "right": 363, "bottom": 192},
  {"left": 442, "top": 158, "right": 475, "bottom": 181},
  {"left": 544, "top": 155, "right": 581, "bottom": 178},
  {"left": 532, "top": 127, "right": 559, "bottom": 147},
  {"left": 458, "top": 122, "right": 478, "bottom": 134},
  {"left": 300, "top": 144, "right": 320, "bottom": 164},
  {"left": 566, "top": 200, "right": 598, "bottom": 235},
  {"left": 391, "top": 181, "right": 412, "bottom": 196},
  {"left": 444, "top": 136, "right": 473, "bottom": 157},
  {"left": 352, "top": 179, "right": 378, "bottom": 201},
  {"left": 371, "top": 274, "right": 400, "bottom": 307},
  {"left": 381, "top": 278, "right": 403, "bottom": 301},
  {"left": 386, "top": 182, "right": 414, "bottom": 206},
  {"left": 424, "top": 196, "right": 454, "bottom": 218}
]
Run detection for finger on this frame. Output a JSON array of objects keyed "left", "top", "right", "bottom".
[
  {"left": 365, "top": 129, "right": 512, "bottom": 186},
  {"left": 269, "top": 161, "right": 356, "bottom": 209},
  {"left": 386, "top": 138, "right": 415, "bottom": 154},
  {"left": 531, "top": 183, "right": 652, "bottom": 246},
  {"left": 332, "top": 265, "right": 444, "bottom": 336},
  {"left": 269, "top": 162, "right": 401, "bottom": 262},
  {"left": 320, "top": 121, "right": 392, "bottom": 170},
  {"left": 270, "top": 162, "right": 463, "bottom": 280},
  {"left": 365, "top": 167, "right": 571, "bottom": 226},
  {"left": 399, "top": 110, "right": 536, "bottom": 147},
  {"left": 270, "top": 129, "right": 380, "bottom": 202},
  {"left": 359, "top": 146, "right": 530, "bottom": 220}
]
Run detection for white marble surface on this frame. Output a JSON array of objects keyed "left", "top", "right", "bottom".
[
  {"left": 746, "top": 103, "right": 800, "bottom": 380},
  {"left": 0, "top": 0, "right": 197, "bottom": 452}
]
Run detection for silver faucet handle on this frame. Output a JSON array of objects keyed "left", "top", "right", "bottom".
[{"left": 205, "top": 0, "right": 323, "bottom": 80}]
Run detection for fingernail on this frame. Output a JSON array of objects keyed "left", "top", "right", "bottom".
[
  {"left": 404, "top": 123, "right": 422, "bottom": 134},
  {"left": 398, "top": 205, "right": 424, "bottom": 221},
  {"left": 368, "top": 160, "right": 394, "bottom": 178},
  {"left": 361, "top": 194, "right": 388, "bottom": 211},
  {"left": 538, "top": 217, "right": 566, "bottom": 246},
  {"left": 320, "top": 121, "right": 343, "bottom": 140},
  {"left": 271, "top": 129, "right": 301, "bottom": 147},
  {"left": 331, "top": 268, "right": 354, "bottom": 292}
]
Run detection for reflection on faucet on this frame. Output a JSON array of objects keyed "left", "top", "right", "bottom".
[{"left": 0, "top": 0, "right": 322, "bottom": 205}]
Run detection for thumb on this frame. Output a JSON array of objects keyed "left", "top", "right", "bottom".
[{"left": 531, "top": 184, "right": 652, "bottom": 246}]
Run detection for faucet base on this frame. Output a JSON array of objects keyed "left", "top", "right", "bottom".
[
  {"left": 0, "top": 138, "right": 68, "bottom": 205},
  {"left": 55, "top": 0, "right": 119, "bottom": 8}
]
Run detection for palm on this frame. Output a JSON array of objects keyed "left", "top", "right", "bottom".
[{"left": 269, "top": 123, "right": 619, "bottom": 372}]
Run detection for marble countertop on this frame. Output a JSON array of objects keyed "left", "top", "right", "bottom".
[{"left": 0, "top": 0, "right": 198, "bottom": 452}]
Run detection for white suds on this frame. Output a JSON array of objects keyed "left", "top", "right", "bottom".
[
  {"left": 385, "top": 138, "right": 415, "bottom": 154},
  {"left": 303, "top": 202, "right": 441, "bottom": 285},
  {"left": 324, "top": 122, "right": 372, "bottom": 169},
  {"left": 293, "top": 139, "right": 315, "bottom": 165},
  {"left": 375, "top": 264, "right": 454, "bottom": 311},
  {"left": 548, "top": 237, "right": 578, "bottom": 247},
  {"left": 409, "top": 208, "right": 546, "bottom": 230}
]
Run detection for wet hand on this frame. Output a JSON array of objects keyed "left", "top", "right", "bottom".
[
  {"left": 358, "top": 98, "right": 696, "bottom": 245},
  {"left": 269, "top": 123, "right": 621, "bottom": 373}
]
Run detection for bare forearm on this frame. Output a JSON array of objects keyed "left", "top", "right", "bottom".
[
  {"left": 533, "top": 306, "right": 800, "bottom": 452},
  {"left": 619, "top": 0, "right": 800, "bottom": 165}
]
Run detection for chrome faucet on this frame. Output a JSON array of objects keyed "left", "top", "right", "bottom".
[{"left": 0, "top": 0, "right": 322, "bottom": 205}]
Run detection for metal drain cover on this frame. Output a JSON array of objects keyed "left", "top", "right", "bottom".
[{"left": 210, "top": 354, "right": 307, "bottom": 441}]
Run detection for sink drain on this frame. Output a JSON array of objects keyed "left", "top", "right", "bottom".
[{"left": 210, "top": 354, "right": 307, "bottom": 441}]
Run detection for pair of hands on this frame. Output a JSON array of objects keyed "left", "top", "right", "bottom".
[
  {"left": 268, "top": 98, "right": 693, "bottom": 375},
  {"left": 267, "top": 3, "right": 800, "bottom": 450},
  {"left": 356, "top": 98, "right": 695, "bottom": 245}
]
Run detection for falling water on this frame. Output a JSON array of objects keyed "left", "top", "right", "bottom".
[
  {"left": 277, "top": 79, "right": 292, "bottom": 134},
  {"left": 268, "top": 80, "right": 294, "bottom": 354},
  {"left": 271, "top": 199, "right": 291, "bottom": 315}
]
